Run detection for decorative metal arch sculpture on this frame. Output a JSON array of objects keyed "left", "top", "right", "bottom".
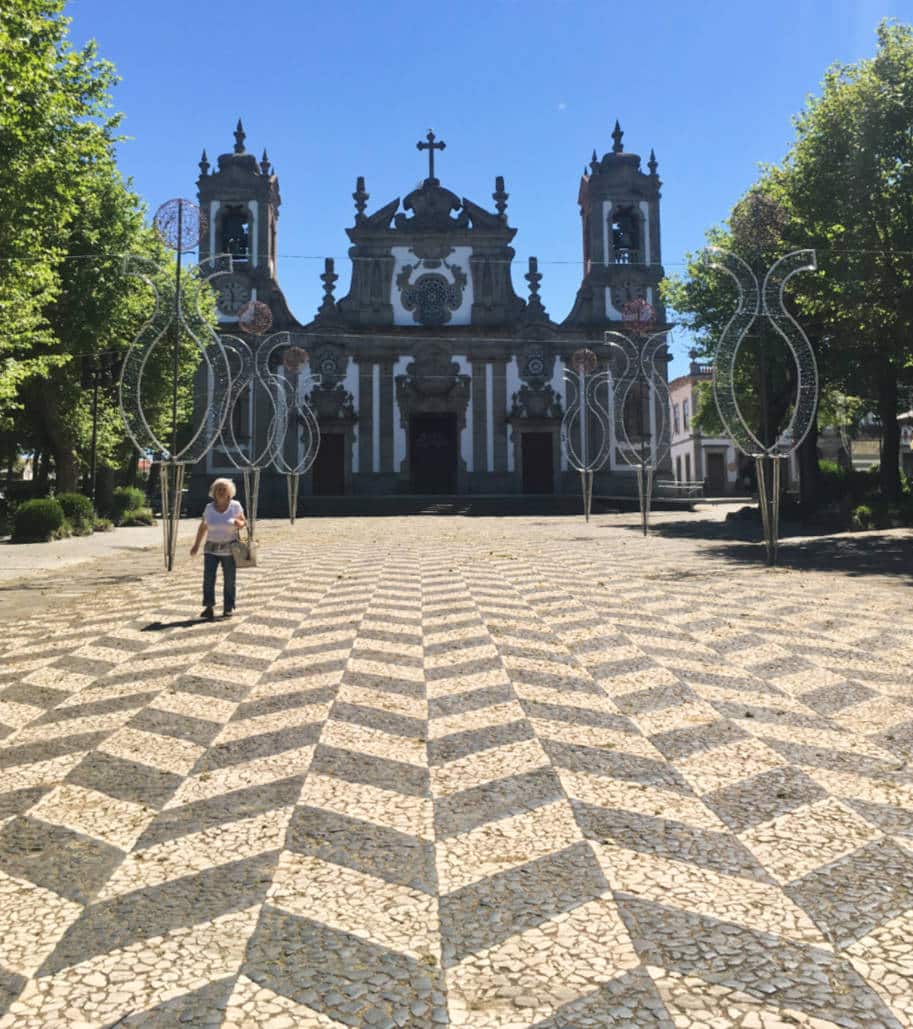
[
  {"left": 561, "top": 348, "right": 612, "bottom": 521},
  {"left": 255, "top": 334, "right": 321, "bottom": 523},
  {"left": 217, "top": 335, "right": 279, "bottom": 543},
  {"left": 118, "top": 199, "right": 232, "bottom": 570},
  {"left": 702, "top": 247, "right": 818, "bottom": 564},
  {"left": 603, "top": 328, "right": 671, "bottom": 535}
]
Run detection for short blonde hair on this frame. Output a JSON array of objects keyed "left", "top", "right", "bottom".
[{"left": 209, "top": 477, "right": 237, "bottom": 499}]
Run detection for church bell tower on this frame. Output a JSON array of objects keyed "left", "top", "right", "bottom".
[
  {"left": 197, "top": 120, "right": 295, "bottom": 328},
  {"left": 565, "top": 120, "right": 665, "bottom": 326}
]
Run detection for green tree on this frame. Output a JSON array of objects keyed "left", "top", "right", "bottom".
[
  {"left": 1, "top": 1, "right": 217, "bottom": 493},
  {"left": 786, "top": 20, "right": 913, "bottom": 499},
  {"left": 663, "top": 21, "right": 913, "bottom": 502}
]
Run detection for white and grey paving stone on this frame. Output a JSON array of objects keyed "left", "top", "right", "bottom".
[{"left": 0, "top": 513, "right": 912, "bottom": 1027}]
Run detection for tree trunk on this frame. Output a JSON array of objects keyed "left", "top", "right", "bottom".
[
  {"left": 877, "top": 368, "right": 900, "bottom": 501},
  {"left": 24, "top": 378, "right": 81, "bottom": 493},
  {"left": 798, "top": 412, "right": 820, "bottom": 512}
]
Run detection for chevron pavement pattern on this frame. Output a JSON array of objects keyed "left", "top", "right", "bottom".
[{"left": 0, "top": 515, "right": 911, "bottom": 1027}]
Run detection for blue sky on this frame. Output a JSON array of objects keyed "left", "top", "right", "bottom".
[{"left": 68, "top": 0, "right": 912, "bottom": 376}]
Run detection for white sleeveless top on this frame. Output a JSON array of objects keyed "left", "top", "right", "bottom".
[{"left": 203, "top": 500, "right": 243, "bottom": 544}]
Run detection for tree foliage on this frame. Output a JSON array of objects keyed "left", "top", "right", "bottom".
[
  {"left": 0, "top": 0, "right": 216, "bottom": 493},
  {"left": 662, "top": 20, "right": 913, "bottom": 500}
]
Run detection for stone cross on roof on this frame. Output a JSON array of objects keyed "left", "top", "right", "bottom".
[{"left": 416, "top": 130, "right": 446, "bottom": 181}]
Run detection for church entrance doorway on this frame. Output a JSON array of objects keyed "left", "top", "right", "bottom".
[
  {"left": 410, "top": 414, "right": 457, "bottom": 494},
  {"left": 522, "top": 432, "right": 554, "bottom": 494},
  {"left": 312, "top": 433, "right": 345, "bottom": 495},
  {"left": 706, "top": 451, "right": 726, "bottom": 495}
]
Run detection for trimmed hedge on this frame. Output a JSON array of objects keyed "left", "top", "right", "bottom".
[
  {"left": 111, "top": 485, "right": 146, "bottom": 525},
  {"left": 120, "top": 507, "right": 155, "bottom": 527},
  {"left": 56, "top": 492, "right": 95, "bottom": 536},
  {"left": 94, "top": 517, "right": 114, "bottom": 532},
  {"left": 12, "top": 498, "right": 66, "bottom": 542}
]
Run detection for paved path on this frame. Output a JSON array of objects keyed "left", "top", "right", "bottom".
[{"left": 0, "top": 514, "right": 912, "bottom": 1027}]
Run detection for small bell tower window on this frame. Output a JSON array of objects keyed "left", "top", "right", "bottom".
[
  {"left": 221, "top": 206, "right": 250, "bottom": 261},
  {"left": 610, "top": 206, "right": 640, "bottom": 264}
]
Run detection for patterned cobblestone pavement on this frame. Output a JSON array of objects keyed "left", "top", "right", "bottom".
[{"left": 1, "top": 515, "right": 911, "bottom": 1028}]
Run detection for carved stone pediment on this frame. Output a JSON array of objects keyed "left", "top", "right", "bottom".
[
  {"left": 395, "top": 343, "right": 471, "bottom": 428},
  {"left": 308, "top": 385, "right": 356, "bottom": 421},
  {"left": 397, "top": 180, "right": 464, "bottom": 231},
  {"left": 509, "top": 384, "right": 563, "bottom": 420}
]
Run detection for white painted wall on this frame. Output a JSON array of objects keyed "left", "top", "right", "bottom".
[
  {"left": 371, "top": 363, "right": 380, "bottom": 474},
  {"left": 450, "top": 355, "right": 472, "bottom": 473},
  {"left": 390, "top": 246, "right": 474, "bottom": 326},
  {"left": 342, "top": 358, "right": 359, "bottom": 475},
  {"left": 507, "top": 356, "right": 521, "bottom": 473},
  {"left": 393, "top": 356, "right": 410, "bottom": 472},
  {"left": 639, "top": 201, "right": 651, "bottom": 264}
]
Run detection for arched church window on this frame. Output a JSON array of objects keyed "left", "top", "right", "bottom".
[
  {"left": 610, "top": 206, "right": 640, "bottom": 264},
  {"left": 221, "top": 206, "right": 250, "bottom": 261}
]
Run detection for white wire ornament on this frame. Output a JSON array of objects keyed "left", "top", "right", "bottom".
[
  {"left": 218, "top": 335, "right": 279, "bottom": 542},
  {"left": 603, "top": 329, "right": 671, "bottom": 535},
  {"left": 255, "top": 334, "right": 321, "bottom": 524},
  {"left": 561, "top": 348, "right": 612, "bottom": 521},
  {"left": 118, "top": 245, "right": 234, "bottom": 570},
  {"left": 701, "top": 247, "right": 818, "bottom": 564}
]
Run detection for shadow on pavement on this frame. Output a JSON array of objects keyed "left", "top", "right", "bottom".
[
  {"left": 142, "top": 618, "right": 209, "bottom": 631},
  {"left": 642, "top": 516, "right": 913, "bottom": 583}
]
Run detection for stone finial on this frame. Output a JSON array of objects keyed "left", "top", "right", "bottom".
[
  {"left": 353, "top": 176, "right": 368, "bottom": 218},
  {"left": 493, "top": 175, "right": 508, "bottom": 217},
  {"left": 525, "top": 257, "right": 547, "bottom": 320},
  {"left": 526, "top": 256, "right": 542, "bottom": 297},
  {"left": 260, "top": 148, "right": 271, "bottom": 175},
  {"left": 590, "top": 148, "right": 599, "bottom": 173},
  {"left": 612, "top": 119, "right": 624, "bottom": 154},
  {"left": 199, "top": 148, "right": 210, "bottom": 175},
  {"left": 648, "top": 148, "right": 658, "bottom": 176},
  {"left": 234, "top": 118, "right": 246, "bottom": 154},
  {"left": 318, "top": 257, "right": 339, "bottom": 317}
]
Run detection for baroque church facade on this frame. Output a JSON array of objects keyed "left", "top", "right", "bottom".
[{"left": 194, "top": 120, "right": 669, "bottom": 506}]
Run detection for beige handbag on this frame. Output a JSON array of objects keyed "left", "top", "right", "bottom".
[{"left": 231, "top": 528, "right": 258, "bottom": 568}]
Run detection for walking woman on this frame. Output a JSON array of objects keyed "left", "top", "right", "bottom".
[{"left": 190, "top": 478, "right": 246, "bottom": 620}]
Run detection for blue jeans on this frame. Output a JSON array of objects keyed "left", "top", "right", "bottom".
[{"left": 203, "top": 552, "right": 236, "bottom": 611}]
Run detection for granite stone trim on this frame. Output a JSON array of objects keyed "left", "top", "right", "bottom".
[
  {"left": 0, "top": 815, "right": 124, "bottom": 904},
  {"left": 703, "top": 765, "right": 829, "bottom": 833},
  {"left": 40, "top": 851, "right": 279, "bottom": 976},
  {"left": 243, "top": 906, "right": 446, "bottom": 1028},
  {"left": 331, "top": 701, "right": 426, "bottom": 740},
  {"left": 118, "top": 976, "right": 237, "bottom": 1027},
  {"left": 231, "top": 685, "right": 337, "bottom": 722},
  {"left": 428, "top": 720, "right": 534, "bottom": 766},
  {"left": 614, "top": 894, "right": 902, "bottom": 1027},
  {"left": 428, "top": 683, "right": 514, "bottom": 719},
  {"left": 648, "top": 719, "right": 749, "bottom": 761},
  {"left": 194, "top": 723, "right": 323, "bottom": 774},
  {"left": 434, "top": 766, "right": 564, "bottom": 840},
  {"left": 0, "top": 964, "right": 26, "bottom": 1021},
  {"left": 785, "top": 838, "right": 913, "bottom": 948},
  {"left": 0, "top": 731, "right": 109, "bottom": 770},
  {"left": 440, "top": 841, "right": 607, "bottom": 964},
  {"left": 65, "top": 750, "right": 183, "bottom": 809},
  {"left": 542, "top": 738, "right": 693, "bottom": 794},
  {"left": 286, "top": 805, "right": 438, "bottom": 894},
  {"left": 530, "top": 965, "right": 673, "bottom": 1028},
  {"left": 134, "top": 777, "right": 304, "bottom": 851},
  {"left": 128, "top": 707, "right": 223, "bottom": 747},
  {"left": 576, "top": 803, "right": 773, "bottom": 882},
  {"left": 310, "top": 744, "right": 430, "bottom": 797}
]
